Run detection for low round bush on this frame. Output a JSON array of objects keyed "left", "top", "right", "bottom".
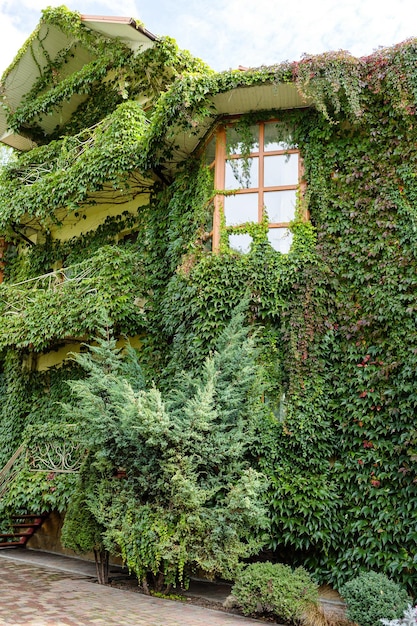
[
  {"left": 339, "top": 571, "right": 410, "bottom": 626},
  {"left": 231, "top": 561, "right": 319, "bottom": 622}
]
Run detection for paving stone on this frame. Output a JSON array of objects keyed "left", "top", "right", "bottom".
[{"left": 0, "top": 557, "right": 264, "bottom": 625}]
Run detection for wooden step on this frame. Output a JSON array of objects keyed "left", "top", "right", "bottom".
[
  {"left": 0, "top": 512, "right": 47, "bottom": 549},
  {"left": 0, "top": 535, "right": 26, "bottom": 543},
  {"left": 11, "top": 515, "right": 44, "bottom": 522},
  {"left": 0, "top": 532, "right": 33, "bottom": 537}
]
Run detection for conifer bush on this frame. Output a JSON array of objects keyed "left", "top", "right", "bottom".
[
  {"left": 381, "top": 605, "right": 417, "bottom": 626},
  {"left": 340, "top": 571, "right": 410, "bottom": 626},
  {"left": 231, "top": 561, "right": 319, "bottom": 622},
  {"left": 61, "top": 309, "right": 270, "bottom": 591}
]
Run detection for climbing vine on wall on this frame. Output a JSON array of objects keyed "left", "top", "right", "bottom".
[{"left": 1, "top": 6, "right": 417, "bottom": 593}]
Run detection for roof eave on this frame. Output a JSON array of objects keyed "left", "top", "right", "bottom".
[
  {"left": 165, "top": 81, "right": 311, "bottom": 171},
  {"left": 81, "top": 15, "right": 157, "bottom": 43},
  {"left": 0, "top": 15, "right": 157, "bottom": 150}
]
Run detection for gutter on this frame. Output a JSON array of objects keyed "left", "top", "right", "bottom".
[{"left": 80, "top": 14, "right": 157, "bottom": 43}]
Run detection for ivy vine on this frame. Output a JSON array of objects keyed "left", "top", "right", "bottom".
[{"left": 1, "top": 7, "right": 417, "bottom": 594}]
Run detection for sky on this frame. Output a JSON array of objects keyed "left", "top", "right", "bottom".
[{"left": 1, "top": 0, "right": 417, "bottom": 75}]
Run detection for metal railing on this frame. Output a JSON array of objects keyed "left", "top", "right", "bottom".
[
  {"left": 0, "top": 435, "right": 84, "bottom": 501},
  {"left": 0, "top": 444, "right": 25, "bottom": 499},
  {"left": 27, "top": 439, "right": 84, "bottom": 473}
]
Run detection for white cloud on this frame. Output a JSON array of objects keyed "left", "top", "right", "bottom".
[
  {"left": 0, "top": 0, "right": 145, "bottom": 75},
  {"left": 163, "top": 0, "right": 417, "bottom": 69},
  {"left": 0, "top": 11, "right": 32, "bottom": 74},
  {"left": 1, "top": 0, "right": 417, "bottom": 75}
]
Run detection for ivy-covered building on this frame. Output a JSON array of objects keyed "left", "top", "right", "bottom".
[{"left": 0, "top": 6, "right": 416, "bottom": 592}]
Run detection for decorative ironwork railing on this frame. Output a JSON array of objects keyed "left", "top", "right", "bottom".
[
  {"left": 0, "top": 426, "right": 85, "bottom": 500},
  {"left": 27, "top": 439, "right": 84, "bottom": 473}
]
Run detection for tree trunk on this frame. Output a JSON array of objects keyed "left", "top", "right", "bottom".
[
  {"left": 153, "top": 571, "right": 171, "bottom": 594},
  {"left": 94, "top": 547, "right": 109, "bottom": 584},
  {"left": 142, "top": 576, "right": 150, "bottom": 595}
]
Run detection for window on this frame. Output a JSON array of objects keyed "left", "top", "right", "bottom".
[{"left": 209, "top": 121, "right": 303, "bottom": 253}]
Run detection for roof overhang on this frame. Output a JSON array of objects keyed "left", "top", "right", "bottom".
[
  {"left": 81, "top": 15, "right": 156, "bottom": 54},
  {"left": 168, "top": 81, "right": 310, "bottom": 168},
  {"left": 0, "top": 15, "right": 156, "bottom": 150}
]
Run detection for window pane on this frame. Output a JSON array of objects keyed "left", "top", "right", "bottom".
[
  {"left": 264, "top": 153, "right": 299, "bottom": 187},
  {"left": 204, "top": 137, "right": 216, "bottom": 165},
  {"left": 225, "top": 157, "right": 258, "bottom": 189},
  {"left": 267, "top": 228, "right": 293, "bottom": 253},
  {"left": 226, "top": 125, "right": 259, "bottom": 155},
  {"left": 264, "top": 123, "right": 294, "bottom": 151},
  {"left": 264, "top": 190, "right": 296, "bottom": 223},
  {"left": 224, "top": 193, "right": 259, "bottom": 226},
  {"left": 229, "top": 233, "right": 252, "bottom": 253}
]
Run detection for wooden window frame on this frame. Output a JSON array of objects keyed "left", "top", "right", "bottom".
[{"left": 211, "top": 120, "right": 306, "bottom": 252}]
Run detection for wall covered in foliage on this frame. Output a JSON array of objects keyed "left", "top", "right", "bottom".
[{"left": 0, "top": 6, "right": 416, "bottom": 592}]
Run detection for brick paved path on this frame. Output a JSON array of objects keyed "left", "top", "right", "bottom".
[{"left": 0, "top": 558, "right": 264, "bottom": 625}]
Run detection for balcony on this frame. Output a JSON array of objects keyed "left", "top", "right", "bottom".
[{"left": 0, "top": 245, "right": 146, "bottom": 352}]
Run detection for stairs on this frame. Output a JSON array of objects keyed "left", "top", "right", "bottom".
[
  {"left": 0, "top": 447, "right": 51, "bottom": 548},
  {"left": 0, "top": 513, "right": 46, "bottom": 548}
]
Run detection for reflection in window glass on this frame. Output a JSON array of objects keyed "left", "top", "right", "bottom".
[
  {"left": 225, "top": 158, "right": 258, "bottom": 189},
  {"left": 204, "top": 137, "right": 216, "bottom": 165},
  {"left": 224, "top": 193, "right": 258, "bottom": 226},
  {"left": 229, "top": 233, "right": 253, "bottom": 253},
  {"left": 226, "top": 125, "right": 259, "bottom": 154},
  {"left": 278, "top": 392, "right": 287, "bottom": 422},
  {"left": 267, "top": 228, "right": 293, "bottom": 253},
  {"left": 264, "top": 391, "right": 287, "bottom": 422},
  {"left": 264, "top": 190, "right": 296, "bottom": 223},
  {"left": 212, "top": 121, "right": 302, "bottom": 255},
  {"left": 264, "top": 154, "right": 299, "bottom": 187},
  {"left": 264, "top": 123, "right": 294, "bottom": 151}
]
